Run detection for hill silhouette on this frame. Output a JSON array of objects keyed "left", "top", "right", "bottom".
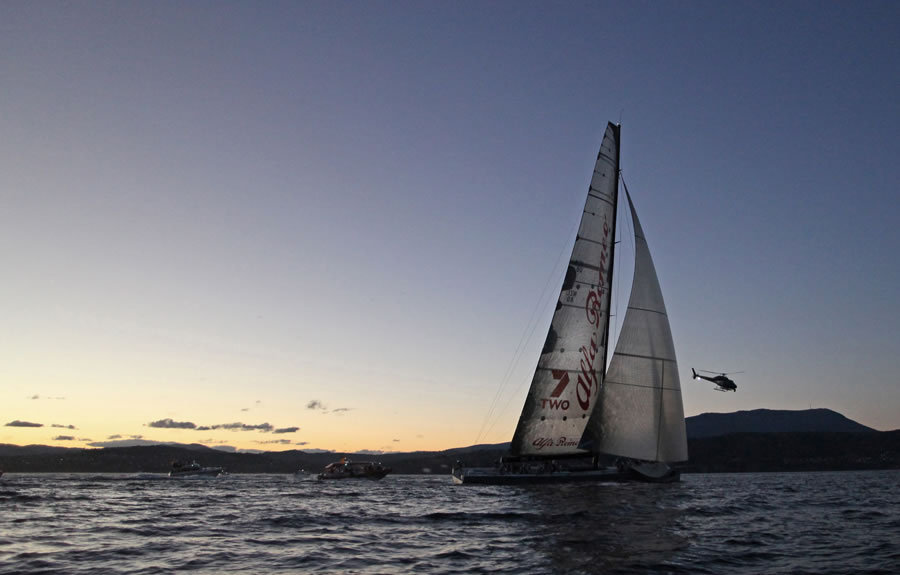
[
  {"left": 1, "top": 409, "right": 896, "bottom": 474},
  {"left": 685, "top": 408, "right": 875, "bottom": 438}
]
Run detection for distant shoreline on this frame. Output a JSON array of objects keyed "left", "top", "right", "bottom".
[{"left": 2, "top": 429, "right": 898, "bottom": 475}]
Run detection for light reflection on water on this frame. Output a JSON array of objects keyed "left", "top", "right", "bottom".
[{"left": 0, "top": 470, "right": 897, "bottom": 574}]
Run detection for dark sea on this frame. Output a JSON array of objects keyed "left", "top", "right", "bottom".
[{"left": 1, "top": 470, "right": 897, "bottom": 574}]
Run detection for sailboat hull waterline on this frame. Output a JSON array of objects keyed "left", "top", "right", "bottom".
[
  {"left": 455, "top": 123, "right": 687, "bottom": 486},
  {"left": 451, "top": 462, "right": 679, "bottom": 485}
]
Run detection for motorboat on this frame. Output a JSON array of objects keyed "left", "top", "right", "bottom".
[
  {"left": 317, "top": 458, "right": 390, "bottom": 480},
  {"left": 168, "top": 460, "right": 225, "bottom": 478}
]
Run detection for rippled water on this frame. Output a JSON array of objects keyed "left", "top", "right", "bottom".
[{"left": 1, "top": 470, "right": 897, "bottom": 574}]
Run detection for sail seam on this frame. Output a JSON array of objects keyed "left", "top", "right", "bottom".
[
  {"left": 587, "top": 190, "right": 615, "bottom": 206},
  {"left": 577, "top": 235, "right": 612, "bottom": 248},
  {"left": 559, "top": 301, "right": 608, "bottom": 309},
  {"left": 626, "top": 306, "right": 667, "bottom": 316},
  {"left": 570, "top": 262, "right": 602, "bottom": 274},
  {"left": 612, "top": 352, "right": 676, "bottom": 362},
  {"left": 603, "top": 380, "right": 682, "bottom": 391},
  {"left": 595, "top": 152, "right": 616, "bottom": 167},
  {"left": 554, "top": 301, "right": 600, "bottom": 313}
]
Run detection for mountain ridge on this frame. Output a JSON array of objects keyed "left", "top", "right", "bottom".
[
  {"left": 1, "top": 409, "right": 896, "bottom": 474},
  {"left": 685, "top": 408, "right": 875, "bottom": 438}
]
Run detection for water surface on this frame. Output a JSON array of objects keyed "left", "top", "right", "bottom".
[{"left": 1, "top": 470, "right": 897, "bottom": 574}]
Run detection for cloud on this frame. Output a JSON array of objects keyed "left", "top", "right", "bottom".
[
  {"left": 52, "top": 424, "right": 77, "bottom": 430},
  {"left": 307, "top": 401, "right": 352, "bottom": 415},
  {"left": 393, "top": 439, "right": 400, "bottom": 442},
  {"left": 53, "top": 435, "right": 76, "bottom": 441},
  {"left": 147, "top": 418, "right": 197, "bottom": 429},
  {"left": 145, "top": 419, "right": 286, "bottom": 434},
  {"left": 295, "top": 441, "right": 309, "bottom": 446},
  {"left": 5, "top": 420, "right": 43, "bottom": 427},
  {"left": 241, "top": 408, "right": 249, "bottom": 412},
  {"left": 107, "top": 434, "right": 122, "bottom": 439},
  {"left": 210, "top": 422, "right": 274, "bottom": 432},
  {"left": 255, "top": 439, "right": 292, "bottom": 445},
  {"left": 29, "top": 395, "right": 65, "bottom": 400}
]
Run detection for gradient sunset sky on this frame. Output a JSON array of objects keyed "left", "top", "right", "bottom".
[{"left": 2, "top": 1, "right": 898, "bottom": 453}]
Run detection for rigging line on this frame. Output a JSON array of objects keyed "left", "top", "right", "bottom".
[
  {"left": 480, "top": 215, "right": 587, "bottom": 443},
  {"left": 611, "top": 171, "right": 635, "bottom": 357},
  {"left": 473, "top": 217, "right": 580, "bottom": 445}
]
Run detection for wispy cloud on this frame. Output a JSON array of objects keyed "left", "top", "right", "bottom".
[
  {"left": 53, "top": 435, "right": 76, "bottom": 441},
  {"left": 209, "top": 422, "right": 274, "bottom": 432},
  {"left": 29, "top": 395, "right": 65, "bottom": 400},
  {"left": 148, "top": 418, "right": 197, "bottom": 429},
  {"left": 107, "top": 434, "right": 122, "bottom": 439},
  {"left": 52, "top": 423, "right": 77, "bottom": 430},
  {"left": 147, "top": 418, "right": 294, "bottom": 433},
  {"left": 5, "top": 420, "right": 43, "bottom": 427},
  {"left": 255, "top": 439, "right": 293, "bottom": 445},
  {"left": 307, "top": 400, "right": 352, "bottom": 415}
]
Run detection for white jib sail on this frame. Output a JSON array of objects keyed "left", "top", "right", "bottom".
[
  {"left": 510, "top": 123, "right": 619, "bottom": 457},
  {"left": 588, "top": 191, "right": 688, "bottom": 463}
]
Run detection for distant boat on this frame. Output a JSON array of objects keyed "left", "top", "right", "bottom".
[
  {"left": 317, "top": 458, "right": 391, "bottom": 480},
  {"left": 169, "top": 460, "right": 225, "bottom": 478},
  {"left": 453, "top": 123, "right": 688, "bottom": 485}
]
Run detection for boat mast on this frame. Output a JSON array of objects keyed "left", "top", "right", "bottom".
[{"left": 593, "top": 122, "right": 621, "bottom": 453}]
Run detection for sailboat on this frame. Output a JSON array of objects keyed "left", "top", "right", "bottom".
[{"left": 452, "top": 123, "right": 687, "bottom": 484}]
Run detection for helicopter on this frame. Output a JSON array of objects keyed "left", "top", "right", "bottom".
[{"left": 692, "top": 368, "right": 740, "bottom": 392}]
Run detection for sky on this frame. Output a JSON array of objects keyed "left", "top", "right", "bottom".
[{"left": 2, "top": 1, "right": 898, "bottom": 454}]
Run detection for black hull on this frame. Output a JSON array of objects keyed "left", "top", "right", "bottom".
[{"left": 452, "top": 465, "right": 680, "bottom": 485}]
